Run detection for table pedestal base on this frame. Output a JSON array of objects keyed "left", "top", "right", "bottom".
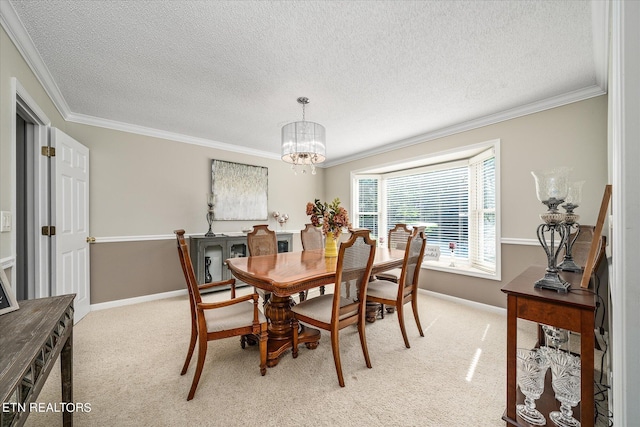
[{"left": 264, "top": 294, "right": 320, "bottom": 367}]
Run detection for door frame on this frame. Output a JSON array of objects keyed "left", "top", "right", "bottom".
[{"left": 10, "top": 77, "right": 51, "bottom": 298}]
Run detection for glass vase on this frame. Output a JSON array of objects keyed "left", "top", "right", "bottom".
[
  {"left": 324, "top": 231, "right": 338, "bottom": 258},
  {"left": 516, "top": 348, "right": 551, "bottom": 425}
]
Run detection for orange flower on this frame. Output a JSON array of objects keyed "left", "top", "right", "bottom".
[{"left": 306, "top": 198, "right": 351, "bottom": 238}]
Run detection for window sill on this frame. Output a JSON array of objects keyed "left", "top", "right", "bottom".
[{"left": 421, "top": 259, "right": 500, "bottom": 281}]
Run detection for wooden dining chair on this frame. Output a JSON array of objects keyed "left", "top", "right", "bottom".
[
  {"left": 291, "top": 229, "right": 377, "bottom": 387},
  {"left": 247, "top": 225, "right": 277, "bottom": 305},
  {"left": 373, "top": 224, "right": 413, "bottom": 316},
  {"left": 376, "top": 223, "right": 412, "bottom": 283},
  {"left": 366, "top": 230, "right": 427, "bottom": 348},
  {"left": 174, "top": 229, "right": 267, "bottom": 400},
  {"left": 300, "top": 223, "right": 325, "bottom": 300}
]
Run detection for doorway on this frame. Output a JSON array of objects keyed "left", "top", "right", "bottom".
[
  {"left": 12, "top": 78, "right": 52, "bottom": 301},
  {"left": 16, "top": 108, "right": 38, "bottom": 300}
]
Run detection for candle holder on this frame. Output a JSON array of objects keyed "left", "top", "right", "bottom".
[
  {"left": 558, "top": 181, "right": 585, "bottom": 273},
  {"left": 205, "top": 194, "right": 215, "bottom": 237},
  {"left": 272, "top": 211, "right": 289, "bottom": 232},
  {"left": 531, "top": 168, "right": 571, "bottom": 293}
]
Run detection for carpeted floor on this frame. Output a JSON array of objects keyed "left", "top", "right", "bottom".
[{"left": 24, "top": 290, "right": 600, "bottom": 426}]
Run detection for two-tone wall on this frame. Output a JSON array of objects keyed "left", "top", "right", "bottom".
[
  {"left": 1, "top": 24, "right": 608, "bottom": 309},
  {"left": 1, "top": 26, "right": 323, "bottom": 304}
]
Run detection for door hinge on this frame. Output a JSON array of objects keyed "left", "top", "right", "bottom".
[
  {"left": 41, "top": 146, "right": 56, "bottom": 157},
  {"left": 42, "top": 226, "right": 56, "bottom": 236}
]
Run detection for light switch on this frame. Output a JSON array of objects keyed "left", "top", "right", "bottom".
[{"left": 0, "top": 211, "right": 12, "bottom": 232}]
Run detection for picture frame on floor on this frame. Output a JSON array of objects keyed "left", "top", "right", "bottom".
[{"left": 0, "top": 267, "right": 19, "bottom": 316}]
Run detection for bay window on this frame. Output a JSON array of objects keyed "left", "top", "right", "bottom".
[{"left": 352, "top": 141, "right": 500, "bottom": 279}]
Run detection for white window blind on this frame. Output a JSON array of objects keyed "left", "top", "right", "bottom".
[
  {"left": 386, "top": 166, "right": 469, "bottom": 258},
  {"left": 356, "top": 177, "right": 379, "bottom": 238},
  {"left": 354, "top": 142, "right": 498, "bottom": 278},
  {"left": 469, "top": 149, "right": 496, "bottom": 272}
]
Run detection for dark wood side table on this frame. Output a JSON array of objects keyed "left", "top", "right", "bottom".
[
  {"left": 0, "top": 295, "right": 75, "bottom": 427},
  {"left": 501, "top": 266, "right": 596, "bottom": 427}
]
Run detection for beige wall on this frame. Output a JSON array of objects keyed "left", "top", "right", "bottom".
[
  {"left": 64, "top": 122, "right": 324, "bottom": 238},
  {"left": 326, "top": 96, "right": 608, "bottom": 307}
]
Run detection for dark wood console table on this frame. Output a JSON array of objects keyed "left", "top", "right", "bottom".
[
  {"left": 501, "top": 266, "right": 595, "bottom": 427},
  {"left": 0, "top": 295, "right": 75, "bottom": 427}
]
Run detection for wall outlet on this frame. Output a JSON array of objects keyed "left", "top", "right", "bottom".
[{"left": 0, "top": 211, "right": 11, "bottom": 232}]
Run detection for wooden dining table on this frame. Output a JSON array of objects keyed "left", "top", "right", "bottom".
[{"left": 226, "top": 247, "right": 405, "bottom": 367}]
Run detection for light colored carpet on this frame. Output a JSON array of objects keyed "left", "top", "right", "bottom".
[{"left": 25, "top": 290, "right": 543, "bottom": 426}]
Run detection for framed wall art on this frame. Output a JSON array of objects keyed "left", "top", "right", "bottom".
[
  {"left": 211, "top": 160, "right": 268, "bottom": 221},
  {"left": 0, "top": 268, "right": 19, "bottom": 316}
]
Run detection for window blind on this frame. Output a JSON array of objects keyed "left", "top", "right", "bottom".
[
  {"left": 469, "top": 151, "right": 496, "bottom": 272},
  {"left": 356, "top": 178, "right": 379, "bottom": 238},
  {"left": 386, "top": 166, "right": 469, "bottom": 258}
]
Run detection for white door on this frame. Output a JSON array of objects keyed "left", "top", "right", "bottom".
[{"left": 50, "top": 128, "right": 90, "bottom": 322}]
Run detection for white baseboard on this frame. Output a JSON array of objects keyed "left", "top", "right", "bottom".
[
  {"left": 91, "top": 289, "right": 187, "bottom": 311},
  {"left": 90, "top": 286, "right": 506, "bottom": 315},
  {"left": 419, "top": 289, "right": 506, "bottom": 315}
]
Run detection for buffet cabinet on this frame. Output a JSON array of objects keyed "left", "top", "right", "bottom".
[{"left": 189, "top": 233, "right": 293, "bottom": 287}]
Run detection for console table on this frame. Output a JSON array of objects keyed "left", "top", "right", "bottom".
[
  {"left": 0, "top": 295, "right": 75, "bottom": 427},
  {"left": 501, "top": 266, "right": 595, "bottom": 427},
  {"left": 189, "top": 233, "right": 293, "bottom": 286}
]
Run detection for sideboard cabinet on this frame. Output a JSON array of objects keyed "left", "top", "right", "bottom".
[{"left": 189, "top": 233, "right": 293, "bottom": 287}]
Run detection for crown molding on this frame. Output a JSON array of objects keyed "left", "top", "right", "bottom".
[
  {"left": 323, "top": 84, "right": 606, "bottom": 167},
  {"left": 0, "top": 1, "right": 71, "bottom": 119},
  {"left": 66, "top": 112, "right": 281, "bottom": 160}
]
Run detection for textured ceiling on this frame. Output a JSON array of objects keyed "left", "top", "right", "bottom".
[{"left": 2, "top": 1, "right": 607, "bottom": 166}]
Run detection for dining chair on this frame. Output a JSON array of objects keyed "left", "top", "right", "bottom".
[
  {"left": 247, "top": 225, "right": 278, "bottom": 305},
  {"left": 291, "top": 229, "right": 377, "bottom": 387},
  {"left": 375, "top": 223, "right": 412, "bottom": 283},
  {"left": 366, "top": 230, "right": 427, "bottom": 348},
  {"left": 300, "top": 223, "right": 325, "bottom": 300},
  {"left": 174, "top": 229, "right": 267, "bottom": 400},
  {"left": 373, "top": 224, "right": 413, "bottom": 316}
]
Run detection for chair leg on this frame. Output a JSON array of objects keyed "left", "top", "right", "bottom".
[
  {"left": 187, "top": 331, "right": 208, "bottom": 401},
  {"left": 181, "top": 322, "right": 197, "bottom": 375},
  {"left": 259, "top": 327, "right": 268, "bottom": 376},
  {"left": 380, "top": 303, "right": 385, "bottom": 319},
  {"left": 358, "top": 317, "right": 372, "bottom": 369},
  {"left": 397, "top": 304, "right": 411, "bottom": 348},
  {"left": 320, "top": 285, "right": 325, "bottom": 295},
  {"left": 330, "top": 329, "right": 345, "bottom": 387},
  {"left": 291, "top": 318, "right": 299, "bottom": 358},
  {"left": 411, "top": 296, "right": 424, "bottom": 337},
  {"left": 299, "top": 291, "right": 306, "bottom": 302}
]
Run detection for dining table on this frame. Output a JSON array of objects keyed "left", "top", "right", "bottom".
[{"left": 225, "top": 247, "right": 405, "bottom": 367}]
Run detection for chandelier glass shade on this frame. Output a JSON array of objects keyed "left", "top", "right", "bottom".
[{"left": 281, "top": 97, "right": 326, "bottom": 175}]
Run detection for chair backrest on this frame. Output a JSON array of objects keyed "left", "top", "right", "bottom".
[
  {"left": 388, "top": 224, "right": 412, "bottom": 250},
  {"left": 333, "top": 229, "right": 377, "bottom": 322},
  {"left": 398, "top": 231, "right": 427, "bottom": 298},
  {"left": 301, "top": 223, "right": 324, "bottom": 251},
  {"left": 337, "top": 229, "right": 353, "bottom": 245},
  {"left": 174, "top": 229, "right": 203, "bottom": 307},
  {"left": 247, "top": 225, "right": 277, "bottom": 256}
]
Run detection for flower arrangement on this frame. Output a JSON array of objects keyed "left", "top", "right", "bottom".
[{"left": 306, "top": 198, "right": 351, "bottom": 238}]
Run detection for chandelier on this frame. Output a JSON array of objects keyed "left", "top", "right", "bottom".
[{"left": 281, "top": 97, "right": 326, "bottom": 175}]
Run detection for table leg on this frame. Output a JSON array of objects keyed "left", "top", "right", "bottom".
[
  {"left": 264, "top": 294, "right": 320, "bottom": 367},
  {"left": 505, "top": 295, "right": 517, "bottom": 423},
  {"left": 61, "top": 328, "right": 73, "bottom": 427}
]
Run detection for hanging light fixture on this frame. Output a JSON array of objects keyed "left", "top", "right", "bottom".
[{"left": 281, "top": 97, "right": 326, "bottom": 175}]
